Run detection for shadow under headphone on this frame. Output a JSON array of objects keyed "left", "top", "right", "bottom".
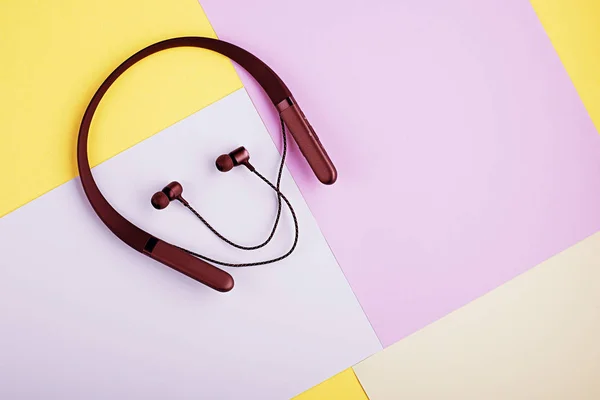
[{"left": 77, "top": 37, "right": 337, "bottom": 292}]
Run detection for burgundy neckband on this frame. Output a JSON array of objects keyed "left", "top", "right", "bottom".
[{"left": 77, "top": 36, "right": 337, "bottom": 292}]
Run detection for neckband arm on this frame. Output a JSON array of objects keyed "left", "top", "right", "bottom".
[{"left": 77, "top": 36, "right": 336, "bottom": 291}]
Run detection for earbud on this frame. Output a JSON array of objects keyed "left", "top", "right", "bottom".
[
  {"left": 216, "top": 146, "right": 254, "bottom": 172},
  {"left": 215, "top": 154, "right": 234, "bottom": 172},
  {"left": 151, "top": 181, "right": 188, "bottom": 209}
]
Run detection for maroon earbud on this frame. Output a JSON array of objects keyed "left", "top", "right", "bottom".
[
  {"left": 151, "top": 181, "right": 189, "bottom": 209},
  {"left": 215, "top": 154, "right": 234, "bottom": 172},
  {"left": 216, "top": 146, "right": 254, "bottom": 172}
]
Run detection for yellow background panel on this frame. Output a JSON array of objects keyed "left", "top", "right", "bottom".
[
  {"left": 0, "top": 0, "right": 242, "bottom": 217},
  {"left": 354, "top": 232, "right": 600, "bottom": 399},
  {"left": 294, "top": 369, "right": 369, "bottom": 400},
  {"left": 531, "top": 0, "right": 600, "bottom": 133}
]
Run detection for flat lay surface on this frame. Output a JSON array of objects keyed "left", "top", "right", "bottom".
[
  {"left": 2, "top": 0, "right": 600, "bottom": 398},
  {"left": 354, "top": 231, "right": 600, "bottom": 400},
  {"left": 201, "top": 0, "right": 600, "bottom": 347},
  {"left": 0, "top": 0, "right": 241, "bottom": 217},
  {"left": 295, "top": 369, "right": 368, "bottom": 400},
  {"left": 0, "top": 90, "right": 380, "bottom": 399},
  {"left": 532, "top": 0, "right": 600, "bottom": 134}
]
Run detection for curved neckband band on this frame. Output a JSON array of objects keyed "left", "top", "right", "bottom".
[{"left": 77, "top": 36, "right": 336, "bottom": 292}]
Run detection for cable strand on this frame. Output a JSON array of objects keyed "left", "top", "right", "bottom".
[
  {"left": 181, "top": 116, "right": 288, "bottom": 250},
  {"left": 179, "top": 177, "right": 298, "bottom": 267},
  {"left": 176, "top": 117, "right": 299, "bottom": 267}
]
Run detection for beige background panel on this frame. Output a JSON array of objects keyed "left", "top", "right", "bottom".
[{"left": 354, "top": 232, "right": 600, "bottom": 400}]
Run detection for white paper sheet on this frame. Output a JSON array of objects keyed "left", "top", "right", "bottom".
[{"left": 0, "top": 89, "right": 381, "bottom": 399}]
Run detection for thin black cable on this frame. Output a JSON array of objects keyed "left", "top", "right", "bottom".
[
  {"left": 180, "top": 176, "right": 298, "bottom": 267},
  {"left": 181, "top": 117, "right": 288, "bottom": 250},
  {"left": 176, "top": 117, "right": 299, "bottom": 267}
]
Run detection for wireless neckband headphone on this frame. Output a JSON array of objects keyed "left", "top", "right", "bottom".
[{"left": 77, "top": 36, "right": 337, "bottom": 293}]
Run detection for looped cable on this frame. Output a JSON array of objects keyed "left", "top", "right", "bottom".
[{"left": 177, "top": 117, "right": 299, "bottom": 267}]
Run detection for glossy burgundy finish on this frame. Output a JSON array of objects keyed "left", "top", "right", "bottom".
[
  {"left": 163, "top": 181, "right": 183, "bottom": 199},
  {"left": 278, "top": 98, "right": 337, "bottom": 184},
  {"left": 216, "top": 146, "right": 254, "bottom": 172},
  {"left": 229, "top": 146, "right": 254, "bottom": 171},
  {"left": 151, "top": 191, "right": 170, "bottom": 209},
  {"left": 151, "top": 181, "right": 187, "bottom": 209},
  {"left": 215, "top": 154, "right": 234, "bottom": 172},
  {"left": 76, "top": 36, "right": 337, "bottom": 292},
  {"left": 229, "top": 146, "right": 249, "bottom": 166},
  {"left": 148, "top": 240, "right": 234, "bottom": 292}
]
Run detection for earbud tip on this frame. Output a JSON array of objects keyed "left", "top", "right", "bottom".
[
  {"left": 151, "top": 191, "right": 169, "bottom": 209},
  {"left": 216, "top": 154, "right": 234, "bottom": 172}
]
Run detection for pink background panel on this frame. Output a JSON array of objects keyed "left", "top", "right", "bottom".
[{"left": 200, "top": 0, "right": 600, "bottom": 347}]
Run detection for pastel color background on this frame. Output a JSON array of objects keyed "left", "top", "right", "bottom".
[
  {"left": 2, "top": 0, "right": 600, "bottom": 398},
  {"left": 0, "top": 89, "right": 380, "bottom": 399},
  {"left": 532, "top": 0, "right": 600, "bottom": 134},
  {"left": 354, "top": 231, "right": 600, "bottom": 399},
  {"left": 0, "top": 0, "right": 241, "bottom": 218},
  {"left": 200, "top": 0, "right": 600, "bottom": 347},
  {"left": 295, "top": 369, "right": 368, "bottom": 400}
]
